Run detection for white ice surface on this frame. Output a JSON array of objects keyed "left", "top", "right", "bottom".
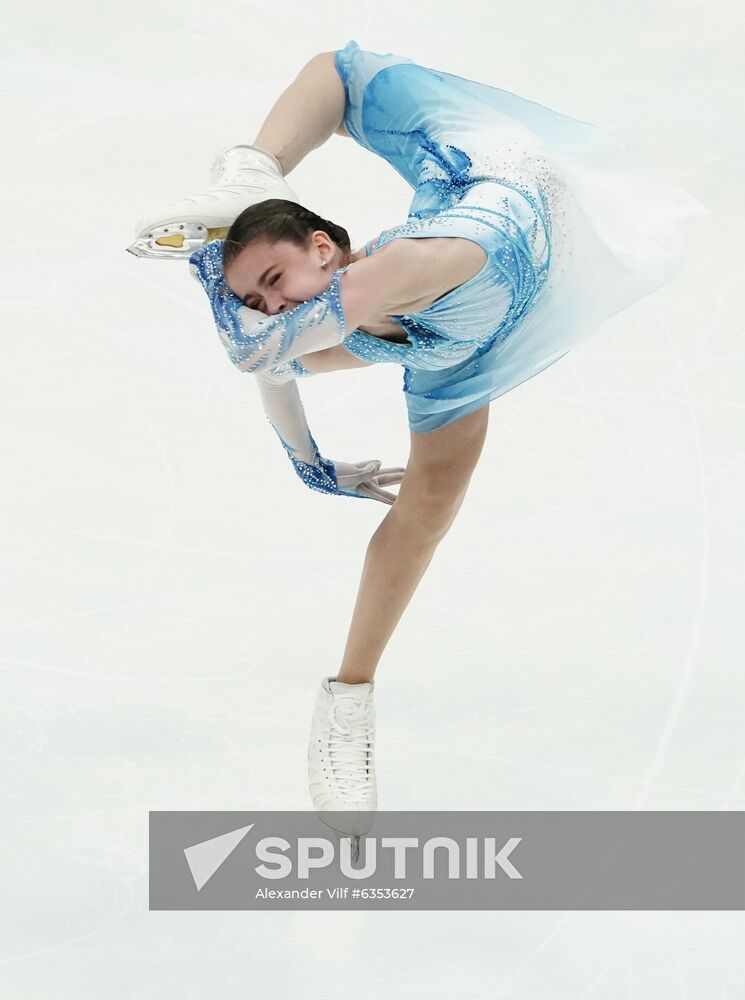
[{"left": 1, "top": 0, "right": 744, "bottom": 996}]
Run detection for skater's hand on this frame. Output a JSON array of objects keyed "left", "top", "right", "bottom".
[{"left": 332, "top": 459, "right": 406, "bottom": 505}]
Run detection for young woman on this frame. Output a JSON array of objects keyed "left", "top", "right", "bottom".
[{"left": 130, "top": 40, "right": 708, "bottom": 836}]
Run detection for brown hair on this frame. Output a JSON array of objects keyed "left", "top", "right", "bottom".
[{"left": 221, "top": 198, "right": 352, "bottom": 270}]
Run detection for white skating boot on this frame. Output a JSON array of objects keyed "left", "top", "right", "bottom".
[
  {"left": 127, "top": 144, "right": 299, "bottom": 260},
  {"left": 308, "top": 676, "right": 377, "bottom": 841}
]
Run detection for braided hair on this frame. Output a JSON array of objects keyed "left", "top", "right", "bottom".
[{"left": 221, "top": 199, "right": 352, "bottom": 270}]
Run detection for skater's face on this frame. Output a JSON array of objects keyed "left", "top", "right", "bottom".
[{"left": 225, "top": 233, "right": 341, "bottom": 315}]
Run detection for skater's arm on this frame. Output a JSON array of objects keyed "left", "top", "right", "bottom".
[
  {"left": 296, "top": 344, "right": 374, "bottom": 373},
  {"left": 190, "top": 241, "right": 354, "bottom": 372},
  {"left": 253, "top": 52, "right": 348, "bottom": 176},
  {"left": 254, "top": 364, "right": 335, "bottom": 490},
  {"left": 255, "top": 363, "right": 401, "bottom": 501},
  {"left": 190, "top": 236, "right": 483, "bottom": 374}
]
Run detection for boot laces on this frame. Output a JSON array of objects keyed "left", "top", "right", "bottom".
[{"left": 326, "top": 697, "right": 373, "bottom": 799}]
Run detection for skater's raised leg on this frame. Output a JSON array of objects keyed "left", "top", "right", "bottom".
[
  {"left": 252, "top": 52, "right": 349, "bottom": 175},
  {"left": 128, "top": 52, "right": 346, "bottom": 259}
]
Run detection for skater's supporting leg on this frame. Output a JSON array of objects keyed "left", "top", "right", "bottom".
[
  {"left": 252, "top": 52, "right": 347, "bottom": 177},
  {"left": 336, "top": 404, "right": 490, "bottom": 685}
]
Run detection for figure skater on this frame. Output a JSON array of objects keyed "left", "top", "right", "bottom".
[{"left": 128, "top": 40, "right": 708, "bottom": 838}]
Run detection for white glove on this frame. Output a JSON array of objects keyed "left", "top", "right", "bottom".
[
  {"left": 256, "top": 366, "right": 405, "bottom": 503},
  {"left": 333, "top": 459, "right": 406, "bottom": 505}
]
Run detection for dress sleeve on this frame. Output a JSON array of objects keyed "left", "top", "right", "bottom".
[
  {"left": 333, "top": 39, "right": 413, "bottom": 149},
  {"left": 189, "top": 241, "right": 377, "bottom": 498},
  {"left": 189, "top": 240, "right": 351, "bottom": 374},
  {"left": 255, "top": 365, "right": 343, "bottom": 495}
]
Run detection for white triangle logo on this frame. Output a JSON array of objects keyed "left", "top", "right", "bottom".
[{"left": 183, "top": 824, "right": 254, "bottom": 891}]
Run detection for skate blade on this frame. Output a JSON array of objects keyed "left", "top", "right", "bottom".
[
  {"left": 330, "top": 830, "right": 362, "bottom": 864},
  {"left": 126, "top": 225, "right": 230, "bottom": 260}
]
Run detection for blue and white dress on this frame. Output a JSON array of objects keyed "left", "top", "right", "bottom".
[
  {"left": 189, "top": 40, "right": 708, "bottom": 497},
  {"left": 332, "top": 39, "right": 708, "bottom": 432}
]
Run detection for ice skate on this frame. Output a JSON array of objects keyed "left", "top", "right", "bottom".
[
  {"left": 127, "top": 144, "right": 299, "bottom": 260},
  {"left": 308, "top": 676, "right": 377, "bottom": 839}
]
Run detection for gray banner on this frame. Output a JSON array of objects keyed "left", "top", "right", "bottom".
[{"left": 149, "top": 811, "right": 745, "bottom": 910}]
